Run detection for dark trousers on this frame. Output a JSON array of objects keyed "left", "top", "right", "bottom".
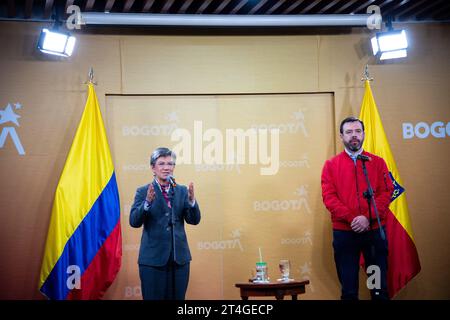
[
  {"left": 333, "top": 229, "right": 389, "bottom": 300},
  {"left": 139, "top": 262, "right": 190, "bottom": 300}
]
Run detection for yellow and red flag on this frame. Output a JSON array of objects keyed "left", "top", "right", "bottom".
[{"left": 359, "top": 80, "right": 421, "bottom": 298}]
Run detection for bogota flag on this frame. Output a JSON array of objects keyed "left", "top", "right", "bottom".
[
  {"left": 359, "top": 80, "right": 420, "bottom": 298},
  {"left": 39, "top": 83, "right": 122, "bottom": 299}
]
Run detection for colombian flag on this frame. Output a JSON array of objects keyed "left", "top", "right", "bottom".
[
  {"left": 39, "top": 83, "right": 122, "bottom": 299},
  {"left": 359, "top": 80, "right": 421, "bottom": 298}
]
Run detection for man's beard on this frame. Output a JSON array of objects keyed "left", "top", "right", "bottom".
[{"left": 344, "top": 139, "right": 363, "bottom": 152}]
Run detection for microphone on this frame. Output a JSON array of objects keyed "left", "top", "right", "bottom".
[
  {"left": 167, "top": 175, "right": 177, "bottom": 187},
  {"left": 166, "top": 175, "right": 176, "bottom": 227},
  {"left": 357, "top": 154, "right": 372, "bottom": 162}
]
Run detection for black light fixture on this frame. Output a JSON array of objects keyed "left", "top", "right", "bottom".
[{"left": 37, "top": 8, "right": 76, "bottom": 58}]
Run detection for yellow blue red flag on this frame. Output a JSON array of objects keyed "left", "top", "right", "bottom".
[
  {"left": 39, "top": 83, "right": 122, "bottom": 299},
  {"left": 359, "top": 80, "right": 421, "bottom": 298}
]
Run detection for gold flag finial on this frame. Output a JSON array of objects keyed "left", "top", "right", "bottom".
[
  {"left": 84, "top": 67, "right": 97, "bottom": 85},
  {"left": 361, "top": 64, "right": 373, "bottom": 82}
]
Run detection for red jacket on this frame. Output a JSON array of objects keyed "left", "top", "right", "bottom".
[{"left": 321, "top": 151, "right": 394, "bottom": 231}]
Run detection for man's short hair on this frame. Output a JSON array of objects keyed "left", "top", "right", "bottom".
[
  {"left": 339, "top": 117, "right": 365, "bottom": 134},
  {"left": 150, "top": 147, "right": 177, "bottom": 166}
]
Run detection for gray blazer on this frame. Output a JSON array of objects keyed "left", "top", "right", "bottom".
[{"left": 130, "top": 180, "right": 201, "bottom": 266}]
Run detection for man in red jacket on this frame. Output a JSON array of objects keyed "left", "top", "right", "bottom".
[{"left": 321, "top": 117, "right": 393, "bottom": 300}]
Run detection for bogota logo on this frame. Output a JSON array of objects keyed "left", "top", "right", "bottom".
[
  {"left": 253, "top": 185, "right": 311, "bottom": 213},
  {"left": 197, "top": 229, "right": 244, "bottom": 251},
  {"left": 0, "top": 103, "right": 25, "bottom": 155},
  {"left": 281, "top": 231, "right": 313, "bottom": 246},
  {"left": 251, "top": 108, "right": 309, "bottom": 137},
  {"left": 122, "top": 111, "right": 179, "bottom": 137}
]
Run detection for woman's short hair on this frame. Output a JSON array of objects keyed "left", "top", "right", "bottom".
[{"left": 150, "top": 147, "right": 177, "bottom": 166}]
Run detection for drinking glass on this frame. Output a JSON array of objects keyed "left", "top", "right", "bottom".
[{"left": 279, "top": 259, "right": 291, "bottom": 282}]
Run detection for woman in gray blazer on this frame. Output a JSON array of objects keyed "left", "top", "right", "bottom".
[{"left": 130, "top": 147, "right": 201, "bottom": 300}]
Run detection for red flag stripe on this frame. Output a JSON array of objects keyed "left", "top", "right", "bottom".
[
  {"left": 67, "top": 222, "right": 122, "bottom": 300},
  {"left": 386, "top": 212, "right": 421, "bottom": 298}
]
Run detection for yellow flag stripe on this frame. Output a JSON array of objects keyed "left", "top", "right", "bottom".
[{"left": 359, "top": 81, "right": 415, "bottom": 242}]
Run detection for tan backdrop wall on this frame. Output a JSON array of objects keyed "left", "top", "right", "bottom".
[
  {"left": 0, "top": 21, "right": 449, "bottom": 299},
  {"left": 106, "top": 93, "right": 334, "bottom": 299}
]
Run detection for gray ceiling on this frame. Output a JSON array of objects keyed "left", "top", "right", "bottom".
[{"left": 1, "top": 0, "right": 449, "bottom": 24}]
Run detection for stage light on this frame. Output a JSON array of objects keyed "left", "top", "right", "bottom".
[
  {"left": 371, "top": 29, "right": 408, "bottom": 60},
  {"left": 37, "top": 28, "right": 76, "bottom": 57}
]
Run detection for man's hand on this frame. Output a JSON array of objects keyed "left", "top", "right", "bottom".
[
  {"left": 146, "top": 184, "right": 155, "bottom": 202},
  {"left": 188, "top": 182, "right": 195, "bottom": 203},
  {"left": 351, "top": 215, "right": 369, "bottom": 233}
]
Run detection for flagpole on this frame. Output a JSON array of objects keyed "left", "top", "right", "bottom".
[{"left": 359, "top": 67, "right": 387, "bottom": 243}]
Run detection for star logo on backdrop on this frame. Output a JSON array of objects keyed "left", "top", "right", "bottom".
[
  {"left": 299, "top": 261, "right": 315, "bottom": 292},
  {"left": 304, "top": 231, "right": 313, "bottom": 245},
  {"left": 166, "top": 111, "right": 179, "bottom": 123},
  {"left": 0, "top": 102, "right": 25, "bottom": 155},
  {"left": 293, "top": 185, "right": 312, "bottom": 214},
  {"left": 231, "top": 229, "right": 241, "bottom": 239},
  {"left": 294, "top": 185, "right": 309, "bottom": 197},
  {"left": 299, "top": 262, "right": 312, "bottom": 276},
  {"left": 291, "top": 108, "right": 309, "bottom": 137},
  {"left": 0, "top": 104, "right": 21, "bottom": 126},
  {"left": 292, "top": 108, "right": 305, "bottom": 121}
]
